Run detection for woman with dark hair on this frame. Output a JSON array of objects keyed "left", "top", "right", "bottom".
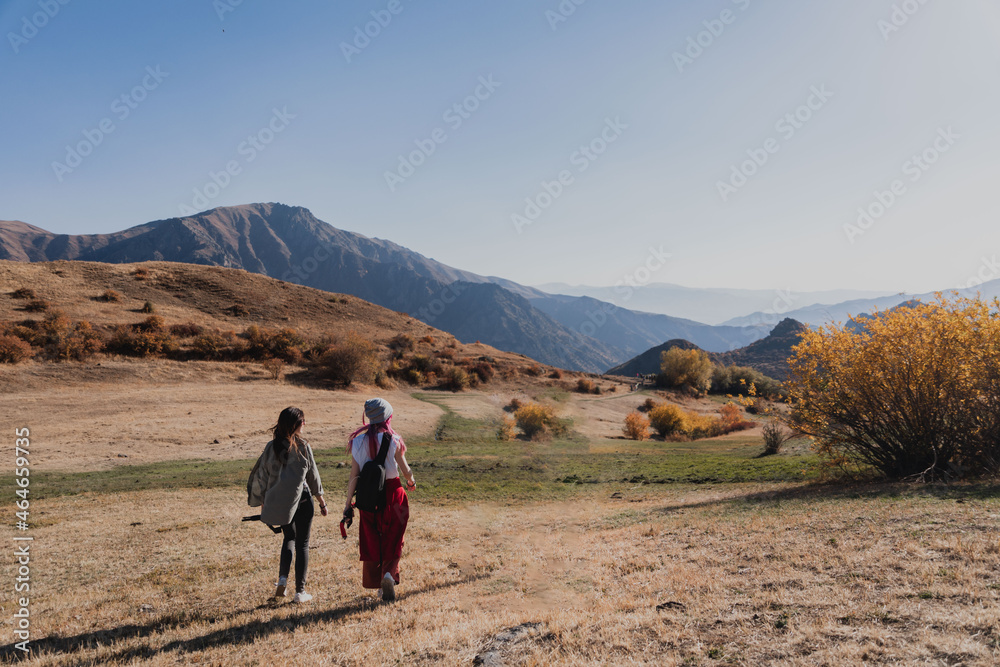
[
  {"left": 250, "top": 406, "right": 327, "bottom": 603},
  {"left": 343, "top": 398, "right": 415, "bottom": 602}
]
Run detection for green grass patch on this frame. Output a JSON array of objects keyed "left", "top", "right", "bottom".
[{"left": 28, "top": 399, "right": 824, "bottom": 503}]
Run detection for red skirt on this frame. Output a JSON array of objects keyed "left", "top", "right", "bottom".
[{"left": 358, "top": 478, "right": 409, "bottom": 565}]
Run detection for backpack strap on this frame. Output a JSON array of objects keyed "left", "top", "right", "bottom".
[{"left": 375, "top": 432, "right": 392, "bottom": 466}]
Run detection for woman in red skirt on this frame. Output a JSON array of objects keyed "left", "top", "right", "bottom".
[{"left": 343, "top": 398, "right": 415, "bottom": 601}]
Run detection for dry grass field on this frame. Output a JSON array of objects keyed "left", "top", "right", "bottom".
[{"left": 4, "top": 483, "right": 998, "bottom": 666}]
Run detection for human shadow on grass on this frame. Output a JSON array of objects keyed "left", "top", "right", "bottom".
[
  {"left": 0, "top": 574, "right": 488, "bottom": 664},
  {"left": 651, "top": 480, "right": 1000, "bottom": 516}
]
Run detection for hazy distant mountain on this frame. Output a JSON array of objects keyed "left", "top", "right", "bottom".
[
  {"left": 723, "top": 282, "right": 1000, "bottom": 330},
  {"left": 0, "top": 204, "right": 621, "bottom": 371},
  {"left": 528, "top": 293, "right": 756, "bottom": 357},
  {"left": 606, "top": 318, "right": 808, "bottom": 380},
  {"left": 535, "top": 282, "right": 892, "bottom": 325}
]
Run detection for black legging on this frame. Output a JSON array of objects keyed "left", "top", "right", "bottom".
[{"left": 279, "top": 490, "right": 314, "bottom": 593}]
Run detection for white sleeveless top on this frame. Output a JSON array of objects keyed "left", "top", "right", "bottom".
[{"left": 350, "top": 432, "right": 399, "bottom": 479}]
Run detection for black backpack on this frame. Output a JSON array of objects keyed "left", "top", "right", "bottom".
[{"left": 354, "top": 433, "right": 392, "bottom": 513}]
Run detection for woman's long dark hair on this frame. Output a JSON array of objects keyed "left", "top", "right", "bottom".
[{"left": 272, "top": 406, "right": 304, "bottom": 460}]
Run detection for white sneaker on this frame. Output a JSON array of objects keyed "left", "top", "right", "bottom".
[
  {"left": 292, "top": 591, "right": 313, "bottom": 604},
  {"left": 380, "top": 573, "right": 396, "bottom": 602}
]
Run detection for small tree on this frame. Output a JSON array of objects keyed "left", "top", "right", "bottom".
[
  {"left": 315, "top": 335, "right": 381, "bottom": 386},
  {"left": 648, "top": 403, "right": 688, "bottom": 437},
  {"left": 659, "top": 348, "right": 713, "bottom": 394},
  {"left": 514, "top": 403, "right": 558, "bottom": 440},
  {"left": 262, "top": 358, "right": 285, "bottom": 381},
  {"left": 623, "top": 411, "right": 650, "bottom": 441}
]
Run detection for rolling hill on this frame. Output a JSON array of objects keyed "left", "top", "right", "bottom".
[
  {"left": 606, "top": 318, "right": 808, "bottom": 380},
  {"left": 0, "top": 203, "right": 769, "bottom": 372}
]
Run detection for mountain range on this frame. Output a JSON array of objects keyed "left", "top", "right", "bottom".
[
  {"left": 0, "top": 203, "right": 767, "bottom": 372},
  {"left": 535, "top": 282, "right": 892, "bottom": 326}
]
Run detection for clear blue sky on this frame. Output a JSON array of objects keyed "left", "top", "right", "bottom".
[{"left": 2, "top": 0, "right": 998, "bottom": 293}]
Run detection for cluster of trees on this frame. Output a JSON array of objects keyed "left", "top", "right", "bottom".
[
  {"left": 657, "top": 348, "right": 783, "bottom": 399},
  {"left": 622, "top": 399, "right": 753, "bottom": 442}
]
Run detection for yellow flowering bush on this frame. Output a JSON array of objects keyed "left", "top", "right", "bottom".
[{"left": 785, "top": 295, "right": 1000, "bottom": 478}]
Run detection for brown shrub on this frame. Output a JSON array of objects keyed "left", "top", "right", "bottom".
[
  {"left": 420, "top": 335, "right": 435, "bottom": 345},
  {"left": 135, "top": 315, "right": 165, "bottom": 333},
  {"left": 549, "top": 369, "right": 564, "bottom": 379},
  {"left": 106, "top": 325, "right": 175, "bottom": 357},
  {"left": 133, "top": 267, "right": 150, "bottom": 280},
  {"left": 99, "top": 289, "right": 122, "bottom": 303},
  {"left": 315, "top": 335, "right": 381, "bottom": 386},
  {"left": 761, "top": 420, "right": 792, "bottom": 456},
  {"left": 6, "top": 324, "right": 40, "bottom": 347},
  {"left": 0, "top": 335, "right": 33, "bottom": 363},
  {"left": 505, "top": 398, "right": 524, "bottom": 413},
  {"left": 443, "top": 366, "right": 470, "bottom": 392},
  {"left": 470, "top": 361, "right": 494, "bottom": 383},
  {"left": 388, "top": 334, "right": 414, "bottom": 351},
  {"left": 638, "top": 397, "right": 658, "bottom": 413},
  {"left": 192, "top": 331, "right": 236, "bottom": 360},
  {"left": 169, "top": 322, "right": 204, "bottom": 338},
  {"left": 10, "top": 288, "right": 36, "bottom": 300},
  {"left": 524, "top": 364, "right": 543, "bottom": 377},
  {"left": 244, "top": 325, "right": 304, "bottom": 362},
  {"left": 54, "top": 321, "right": 104, "bottom": 361},
  {"left": 23, "top": 300, "right": 51, "bottom": 313},
  {"left": 623, "top": 411, "right": 650, "bottom": 441},
  {"left": 140, "top": 301, "right": 156, "bottom": 314},
  {"left": 409, "top": 354, "right": 432, "bottom": 372},
  {"left": 262, "top": 358, "right": 285, "bottom": 381},
  {"left": 576, "top": 378, "right": 596, "bottom": 394},
  {"left": 437, "top": 347, "right": 456, "bottom": 360}
]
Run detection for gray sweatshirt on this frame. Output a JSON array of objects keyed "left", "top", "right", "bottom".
[{"left": 249, "top": 438, "right": 323, "bottom": 526}]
